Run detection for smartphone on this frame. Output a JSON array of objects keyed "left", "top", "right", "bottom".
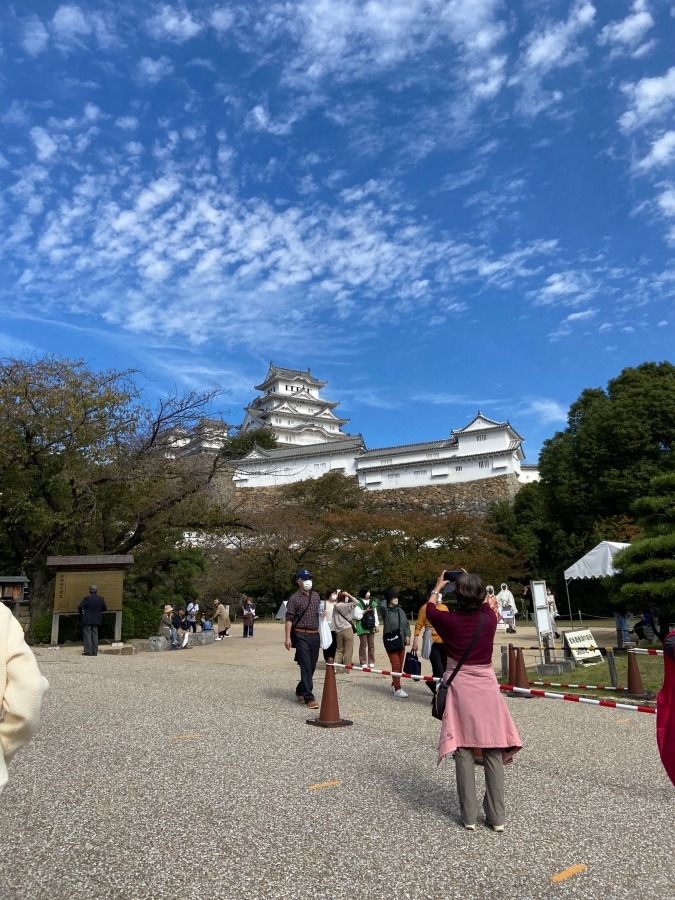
[{"left": 443, "top": 570, "right": 462, "bottom": 582}]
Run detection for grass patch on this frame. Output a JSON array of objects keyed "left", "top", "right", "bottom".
[{"left": 499, "top": 653, "right": 664, "bottom": 701}]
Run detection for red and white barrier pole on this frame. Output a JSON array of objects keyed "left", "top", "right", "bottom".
[
  {"left": 500, "top": 684, "right": 655, "bottom": 714},
  {"left": 529, "top": 680, "right": 628, "bottom": 692},
  {"left": 628, "top": 648, "right": 663, "bottom": 656},
  {"left": 329, "top": 664, "right": 655, "bottom": 714}
]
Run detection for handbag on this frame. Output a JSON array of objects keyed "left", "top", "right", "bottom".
[
  {"left": 382, "top": 608, "right": 405, "bottom": 652},
  {"left": 403, "top": 650, "right": 422, "bottom": 676},
  {"left": 432, "top": 610, "right": 485, "bottom": 721},
  {"left": 421, "top": 626, "right": 433, "bottom": 660},
  {"left": 319, "top": 617, "right": 333, "bottom": 650}
]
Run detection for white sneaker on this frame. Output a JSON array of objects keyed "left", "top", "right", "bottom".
[
  {"left": 394, "top": 688, "right": 408, "bottom": 699},
  {"left": 491, "top": 824, "right": 505, "bottom": 833},
  {"left": 215, "top": 637, "right": 222, "bottom": 641},
  {"left": 389, "top": 685, "right": 396, "bottom": 693}
]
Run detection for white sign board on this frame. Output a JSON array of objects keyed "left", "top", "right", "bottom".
[
  {"left": 531, "top": 580, "right": 553, "bottom": 647},
  {"left": 564, "top": 629, "right": 603, "bottom": 665}
]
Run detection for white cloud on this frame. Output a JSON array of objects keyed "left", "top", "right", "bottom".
[
  {"left": 598, "top": 1, "right": 653, "bottom": 51},
  {"left": 210, "top": 8, "right": 235, "bottom": 33},
  {"left": 512, "top": 1, "right": 596, "bottom": 115},
  {"left": 530, "top": 271, "right": 595, "bottom": 306},
  {"left": 620, "top": 67, "right": 675, "bottom": 132},
  {"left": 566, "top": 307, "right": 597, "bottom": 322},
  {"left": 52, "top": 5, "right": 91, "bottom": 42},
  {"left": 29, "top": 127, "right": 58, "bottom": 162},
  {"left": 137, "top": 56, "right": 174, "bottom": 85},
  {"left": 522, "top": 1, "right": 595, "bottom": 72},
  {"left": 245, "top": 105, "right": 296, "bottom": 136},
  {"left": 115, "top": 116, "right": 139, "bottom": 130},
  {"left": 548, "top": 306, "right": 598, "bottom": 339},
  {"left": 638, "top": 130, "right": 675, "bottom": 171},
  {"left": 147, "top": 5, "right": 203, "bottom": 43},
  {"left": 22, "top": 16, "right": 49, "bottom": 56},
  {"left": 522, "top": 398, "right": 568, "bottom": 424}
]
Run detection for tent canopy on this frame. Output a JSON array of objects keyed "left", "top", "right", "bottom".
[{"left": 564, "top": 541, "right": 629, "bottom": 581}]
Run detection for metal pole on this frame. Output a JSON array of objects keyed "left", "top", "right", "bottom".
[
  {"left": 607, "top": 649, "right": 618, "bottom": 687},
  {"left": 51, "top": 613, "right": 60, "bottom": 646},
  {"left": 564, "top": 578, "right": 574, "bottom": 625}
]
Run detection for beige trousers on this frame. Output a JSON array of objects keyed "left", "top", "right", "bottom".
[{"left": 335, "top": 629, "right": 354, "bottom": 667}]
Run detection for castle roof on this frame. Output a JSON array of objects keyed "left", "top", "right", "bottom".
[
  {"left": 254, "top": 363, "right": 326, "bottom": 392},
  {"left": 237, "top": 435, "right": 365, "bottom": 463}
]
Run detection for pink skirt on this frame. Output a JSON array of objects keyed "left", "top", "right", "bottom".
[{"left": 438, "top": 660, "right": 523, "bottom": 765}]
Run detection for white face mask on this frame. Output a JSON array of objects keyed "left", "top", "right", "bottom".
[
  {"left": 330, "top": 593, "right": 337, "bottom": 601},
  {"left": 302, "top": 580, "right": 313, "bottom": 591}
]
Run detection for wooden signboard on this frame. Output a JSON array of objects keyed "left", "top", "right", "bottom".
[
  {"left": 564, "top": 628, "right": 603, "bottom": 665},
  {"left": 53, "top": 570, "right": 124, "bottom": 614}
]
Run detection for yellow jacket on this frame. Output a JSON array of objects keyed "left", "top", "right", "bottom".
[{"left": 414, "top": 600, "right": 448, "bottom": 643}]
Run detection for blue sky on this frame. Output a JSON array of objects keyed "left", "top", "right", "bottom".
[{"left": 1, "top": 2, "right": 674, "bottom": 461}]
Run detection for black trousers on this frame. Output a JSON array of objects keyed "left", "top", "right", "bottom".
[
  {"left": 322, "top": 631, "right": 338, "bottom": 662},
  {"left": 426, "top": 642, "right": 448, "bottom": 693},
  {"left": 83, "top": 624, "right": 99, "bottom": 655},
  {"left": 294, "top": 633, "right": 320, "bottom": 702}
]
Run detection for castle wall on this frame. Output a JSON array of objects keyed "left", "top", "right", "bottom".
[{"left": 233, "top": 472, "right": 521, "bottom": 516}]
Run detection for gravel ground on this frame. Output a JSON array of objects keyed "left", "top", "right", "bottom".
[{"left": 0, "top": 623, "right": 672, "bottom": 900}]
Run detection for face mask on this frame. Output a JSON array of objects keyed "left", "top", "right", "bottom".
[
  {"left": 390, "top": 598, "right": 399, "bottom": 606},
  {"left": 302, "top": 580, "right": 312, "bottom": 590},
  {"left": 330, "top": 593, "right": 337, "bottom": 601}
]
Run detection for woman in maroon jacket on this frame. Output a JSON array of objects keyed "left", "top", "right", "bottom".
[{"left": 427, "top": 569, "right": 522, "bottom": 832}]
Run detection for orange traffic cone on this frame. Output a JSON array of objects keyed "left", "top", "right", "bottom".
[
  {"left": 513, "top": 647, "right": 533, "bottom": 697},
  {"left": 307, "top": 658, "right": 353, "bottom": 728},
  {"left": 626, "top": 650, "right": 654, "bottom": 699},
  {"left": 508, "top": 643, "right": 517, "bottom": 687}
]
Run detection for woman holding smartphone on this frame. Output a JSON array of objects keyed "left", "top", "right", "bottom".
[{"left": 426, "top": 569, "right": 522, "bottom": 832}]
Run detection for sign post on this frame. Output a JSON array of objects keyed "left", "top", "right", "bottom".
[
  {"left": 46, "top": 555, "right": 134, "bottom": 645},
  {"left": 563, "top": 628, "right": 603, "bottom": 666}
]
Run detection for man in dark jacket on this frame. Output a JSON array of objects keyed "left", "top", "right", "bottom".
[{"left": 78, "top": 585, "right": 107, "bottom": 656}]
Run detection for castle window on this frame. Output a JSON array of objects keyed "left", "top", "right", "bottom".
[
  {"left": 382, "top": 457, "right": 393, "bottom": 464},
  {"left": 455, "top": 465, "right": 462, "bottom": 472},
  {"left": 413, "top": 469, "right": 428, "bottom": 477},
  {"left": 479, "top": 460, "right": 489, "bottom": 469},
  {"left": 387, "top": 473, "right": 400, "bottom": 480},
  {"left": 426, "top": 452, "right": 440, "bottom": 459},
  {"left": 476, "top": 434, "right": 487, "bottom": 441}
]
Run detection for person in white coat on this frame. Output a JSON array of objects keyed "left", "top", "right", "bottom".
[
  {"left": 1, "top": 604, "right": 49, "bottom": 795},
  {"left": 497, "top": 583, "right": 518, "bottom": 634}
]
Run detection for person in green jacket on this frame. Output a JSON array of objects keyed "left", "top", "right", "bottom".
[
  {"left": 354, "top": 587, "right": 378, "bottom": 668},
  {"left": 379, "top": 589, "right": 411, "bottom": 698}
]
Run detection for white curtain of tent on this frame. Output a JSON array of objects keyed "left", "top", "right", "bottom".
[{"left": 563, "top": 541, "right": 630, "bottom": 623}]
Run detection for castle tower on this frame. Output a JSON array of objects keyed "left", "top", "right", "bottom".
[{"left": 241, "top": 364, "right": 349, "bottom": 446}]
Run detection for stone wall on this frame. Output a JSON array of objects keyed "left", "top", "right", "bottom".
[{"left": 233, "top": 473, "right": 521, "bottom": 516}]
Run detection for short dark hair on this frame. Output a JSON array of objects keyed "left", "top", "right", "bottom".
[{"left": 454, "top": 573, "right": 486, "bottom": 612}]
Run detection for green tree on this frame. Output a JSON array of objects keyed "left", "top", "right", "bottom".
[
  {"left": 611, "top": 473, "right": 675, "bottom": 619},
  {"left": 0, "top": 355, "right": 231, "bottom": 614}
]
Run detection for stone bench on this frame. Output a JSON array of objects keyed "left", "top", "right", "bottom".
[{"left": 147, "top": 631, "right": 216, "bottom": 651}]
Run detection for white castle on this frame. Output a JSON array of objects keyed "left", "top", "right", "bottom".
[{"left": 234, "top": 365, "right": 539, "bottom": 490}]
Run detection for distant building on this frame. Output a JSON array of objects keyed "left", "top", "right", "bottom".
[
  {"left": 161, "top": 417, "right": 230, "bottom": 458},
  {"left": 233, "top": 367, "right": 540, "bottom": 491},
  {"left": 241, "top": 364, "right": 349, "bottom": 446}
]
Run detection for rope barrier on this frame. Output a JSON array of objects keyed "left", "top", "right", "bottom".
[
  {"left": 628, "top": 647, "right": 663, "bottom": 656},
  {"left": 529, "top": 680, "right": 628, "bottom": 692},
  {"left": 500, "top": 685, "right": 655, "bottom": 714},
  {"left": 327, "top": 664, "right": 655, "bottom": 714}
]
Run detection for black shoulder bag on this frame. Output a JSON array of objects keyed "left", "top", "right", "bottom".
[
  {"left": 382, "top": 607, "right": 405, "bottom": 652},
  {"left": 432, "top": 609, "right": 485, "bottom": 721}
]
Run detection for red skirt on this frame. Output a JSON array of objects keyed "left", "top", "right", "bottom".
[{"left": 438, "top": 660, "right": 523, "bottom": 765}]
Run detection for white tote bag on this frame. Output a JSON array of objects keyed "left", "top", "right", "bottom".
[
  {"left": 319, "top": 617, "right": 333, "bottom": 649},
  {"left": 421, "top": 626, "right": 433, "bottom": 660}
]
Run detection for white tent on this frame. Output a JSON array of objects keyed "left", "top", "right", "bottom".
[
  {"left": 564, "top": 541, "right": 629, "bottom": 581},
  {"left": 562, "top": 540, "right": 630, "bottom": 624},
  {"left": 275, "top": 601, "right": 287, "bottom": 620}
]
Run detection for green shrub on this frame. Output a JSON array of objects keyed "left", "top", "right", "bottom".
[
  {"left": 30, "top": 614, "right": 52, "bottom": 643},
  {"left": 123, "top": 600, "right": 161, "bottom": 638}
]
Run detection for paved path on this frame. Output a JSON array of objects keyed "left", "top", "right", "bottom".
[{"left": 0, "top": 624, "right": 671, "bottom": 900}]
